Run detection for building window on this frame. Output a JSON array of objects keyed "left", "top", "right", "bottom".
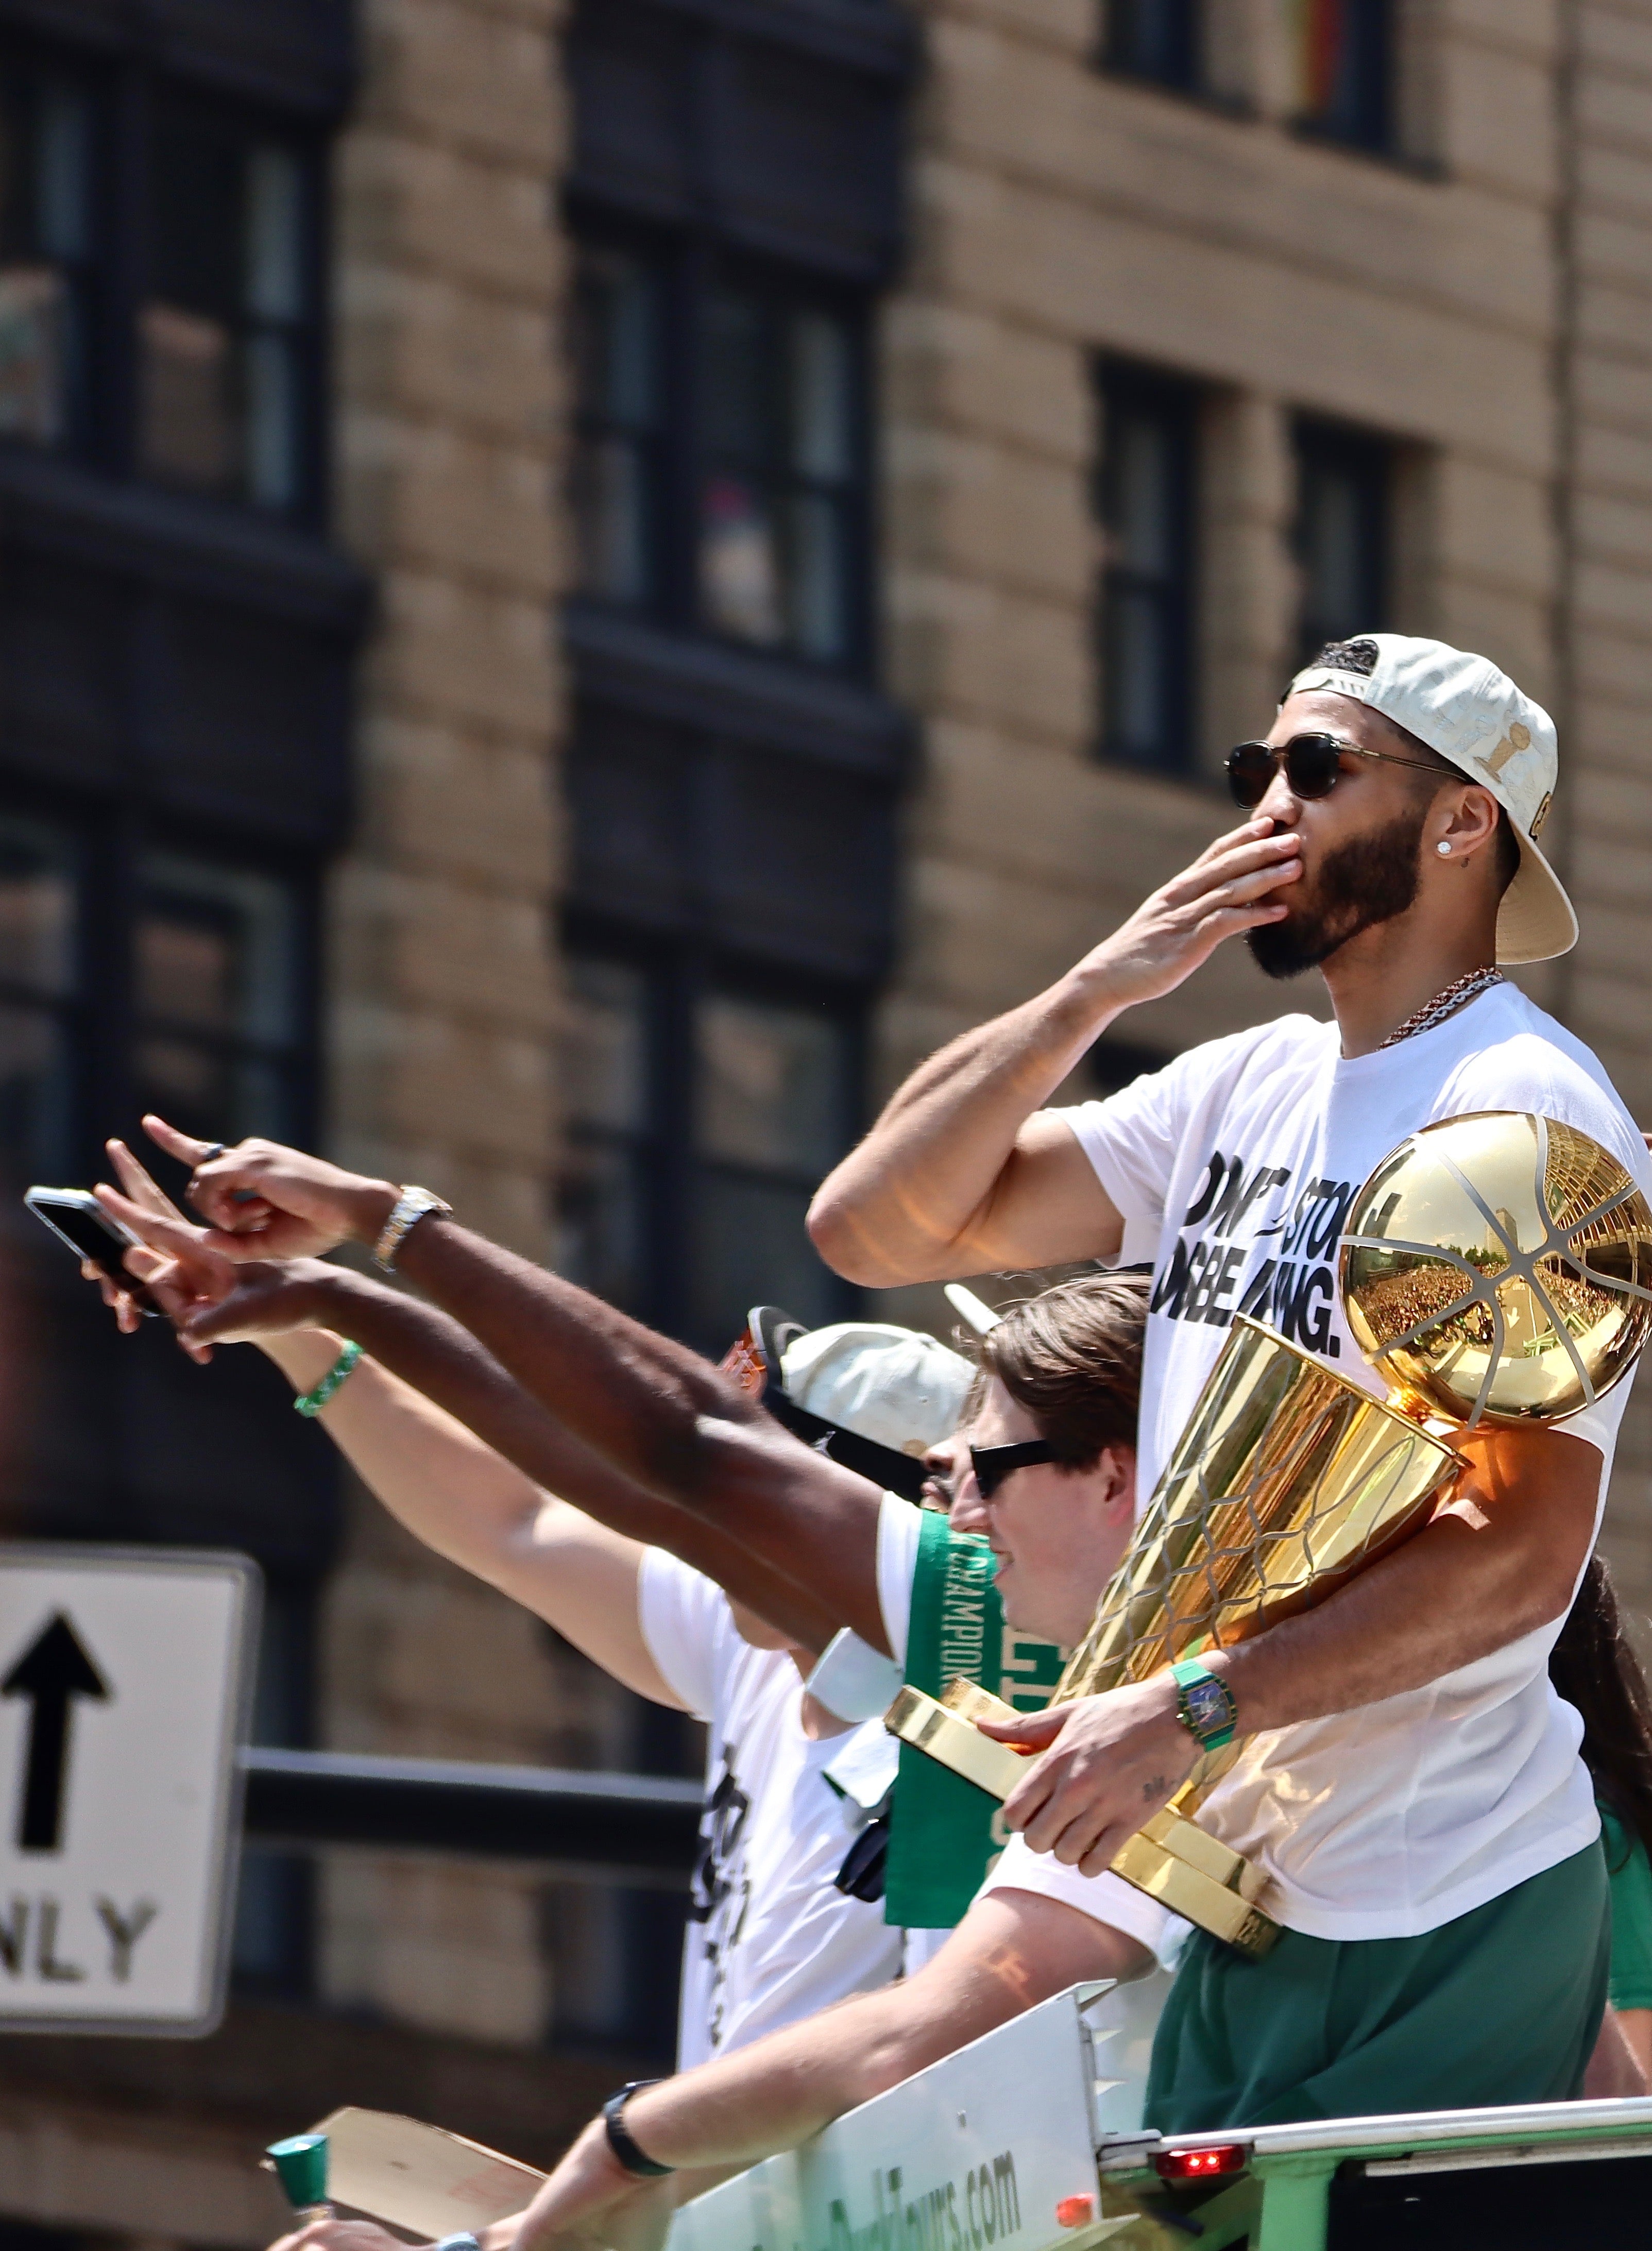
[
  {"left": 568, "top": 226, "right": 869, "bottom": 673},
  {"left": 699, "top": 287, "right": 860, "bottom": 663},
  {"left": 558, "top": 955, "right": 653, "bottom": 1319},
  {"left": 1293, "top": 419, "right": 1390, "bottom": 663},
  {"left": 0, "top": 58, "right": 98, "bottom": 452},
  {"left": 1101, "top": 1, "right": 1203, "bottom": 91},
  {"left": 690, "top": 991, "right": 850, "bottom": 1343},
  {"left": 1294, "top": 1, "right": 1392, "bottom": 152},
  {"left": 140, "top": 104, "right": 315, "bottom": 511},
  {"left": 0, "top": 816, "right": 309, "bottom": 1184},
  {"left": 0, "top": 816, "right": 81, "bottom": 1175},
  {"left": 558, "top": 948, "right": 855, "bottom": 1351},
  {"left": 0, "top": 39, "right": 322, "bottom": 517},
  {"left": 572, "top": 244, "right": 665, "bottom": 608},
  {"left": 132, "top": 852, "right": 305, "bottom": 1147},
  {"left": 1096, "top": 364, "right": 1198, "bottom": 772}
]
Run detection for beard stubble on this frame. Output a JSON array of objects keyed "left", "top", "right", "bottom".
[{"left": 1246, "top": 803, "right": 1429, "bottom": 981}]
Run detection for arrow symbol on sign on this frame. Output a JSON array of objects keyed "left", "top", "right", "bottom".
[{"left": 3, "top": 1613, "right": 110, "bottom": 1852}]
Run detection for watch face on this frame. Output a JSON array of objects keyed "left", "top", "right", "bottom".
[{"left": 1185, "top": 1679, "right": 1227, "bottom": 1734}]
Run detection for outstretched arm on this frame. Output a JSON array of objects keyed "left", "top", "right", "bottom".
[
  {"left": 804, "top": 817, "right": 1303, "bottom": 1284},
  {"left": 252, "top": 1328, "right": 678, "bottom": 1702},
  {"left": 499, "top": 1890, "right": 1150, "bottom": 2249},
  {"left": 104, "top": 1121, "right": 891, "bottom": 1647},
  {"left": 100, "top": 1201, "right": 876, "bottom": 1653}
]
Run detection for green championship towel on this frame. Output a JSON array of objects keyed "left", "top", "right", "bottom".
[{"left": 883, "top": 1507, "right": 1065, "bottom": 1930}]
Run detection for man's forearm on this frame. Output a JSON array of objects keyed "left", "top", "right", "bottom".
[
  {"left": 806, "top": 968, "right": 1121, "bottom": 1285},
  {"left": 381, "top": 1220, "right": 764, "bottom": 1500},
  {"left": 1211, "top": 1426, "right": 1602, "bottom": 1732},
  {"left": 292, "top": 1271, "right": 842, "bottom": 1651},
  {"left": 515, "top": 1893, "right": 1147, "bottom": 2243},
  {"left": 999, "top": 1424, "right": 1604, "bottom": 1868}
]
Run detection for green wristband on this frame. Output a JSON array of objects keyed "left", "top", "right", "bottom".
[{"left": 294, "top": 1340, "right": 362, "bottom": 1418}]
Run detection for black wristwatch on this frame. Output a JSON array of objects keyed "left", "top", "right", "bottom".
[{"left": 602, "top": 2080, "right": 673, "bottom": 2177}]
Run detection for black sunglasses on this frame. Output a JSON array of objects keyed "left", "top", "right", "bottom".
[
  {"left": 969, "top": 1438, "right": 1057, "bottom": 1499},
  {"left": 1225, "top": 732, "right": 1444, "bottom": 811}
]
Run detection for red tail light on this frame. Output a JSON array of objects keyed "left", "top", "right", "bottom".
[
  {"left": 1154, "top": 2143, "right": 1247, "bottom": 2181},
  {"left": 1054, "top": 2194, "right": 1096, "bottom": 2227}
]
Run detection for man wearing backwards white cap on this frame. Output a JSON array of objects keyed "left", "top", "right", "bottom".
[{"left": 800, "top": 632, "right": 1649, "bottom": 2130}]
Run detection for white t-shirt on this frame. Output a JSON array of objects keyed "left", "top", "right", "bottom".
[
  {"left": 1044, "top": 984, "right": 1649, "bottom": 1941},
  {"left": 639, "top": 1550, "right": 903, "bottom": 2070},
  {"left": 875, "top": 1497, "right": 1183, "bottom": 1965}
]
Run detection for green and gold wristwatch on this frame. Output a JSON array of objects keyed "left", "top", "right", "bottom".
[{"left": 1171, "top": 1656, "right": 1237, "bottom": 1751}]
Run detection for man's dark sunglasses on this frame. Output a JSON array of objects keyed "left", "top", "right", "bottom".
[
  {"left": 1225, "top": 732, "right": 1444, "bottom": 811},
  {"left": 969, "top": 1438, "right": 1057, "bottom": 1499}
]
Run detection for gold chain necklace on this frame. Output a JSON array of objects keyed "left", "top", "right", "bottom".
[{"left": 1376, "top": 966, "right": 1505, "bottom": 1051}]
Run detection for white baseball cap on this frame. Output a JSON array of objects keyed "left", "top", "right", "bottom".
[
  {"left": 1287, "top": 633, "right": 1576, "bottom": 965},
  {"left": 780, "top": 1322, "right": 975, "bottom": 1455}
]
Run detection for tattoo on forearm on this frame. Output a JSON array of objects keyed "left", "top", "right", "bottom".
[{"left": 1141, "top": 1776, "right": 1167, "bottom": 1802}]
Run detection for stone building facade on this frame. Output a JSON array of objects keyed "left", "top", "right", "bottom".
[{"left": 4, "top": 1, "right": 1652, "bottom": 2245}]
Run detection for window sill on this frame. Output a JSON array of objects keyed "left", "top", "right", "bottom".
[
  {"left": 564, "top": 600, "right": 912, "bottom": 778},
  {"left": 0, "top": 444, "right": 368, "bottom": 623},
  {"left": 1091, "top": 64, "right": 1256, "bottom": 125},
  {"left": 1286, "top": 120, "right": 1446, "bottom": 183}
]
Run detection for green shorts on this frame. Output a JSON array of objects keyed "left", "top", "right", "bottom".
[{"left": 1145, "top": 1840, "right": 1611, "bottom": 2134}]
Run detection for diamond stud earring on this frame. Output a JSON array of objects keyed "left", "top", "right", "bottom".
[{"left": 1437, "top": 841, "right": 1452, "bottom": 857}]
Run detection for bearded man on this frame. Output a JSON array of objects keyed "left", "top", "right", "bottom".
[{"left": 797, "top": 633, "right": 1648, "bottom": 2135}]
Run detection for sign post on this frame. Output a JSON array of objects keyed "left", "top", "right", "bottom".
[{"left": 0, "top": 1544, "right": 259, "bottom": 2036}]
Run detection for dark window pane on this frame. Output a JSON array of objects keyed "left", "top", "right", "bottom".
[
  {"left": 1295, "top": 422, "right": 1389, "bottom": 662},
  {"left": 791, "top": 311, "right": 851, "bottom": 482},
  {"left": 0, "top": 68, "right": 96, "bottom": 450},
  {"left": 1103, "top": 0, "right": 1202, "bottom": 89},
  {"left": 1297, "top": 0, "right": 1392, "bottom": 150},
  {"left": 703, "top": 290, "right": 770, "bottom": 462},
  {"left": 690, "top": 1170, "right": 839, "bottom": 1345},
  {"left": 132, "top": 854, "right": 301, "bottom": 1145},
  {"left": 571, "top": 246, "right": 661, "bottom": 606},
  {"left": 140, "top": 112, "right": 311, "bottom": 512},
  {"left": 692, "top": 993, "right": 848, "bottom": 1347},
  {"left": 0, "top": 818, "right": 78, "bottom": 1176},
  {"left": 1097, "top": 367, "right": 1197, "bottom": 770},
  {"left": 0, "top": 818, "right": 76, "bottom": 995},
  {"left": 696, "top": 995, "right": 844, "bottom": 1174},
  {"left": 556, "top": 957, "right": 650, "bottom": 1311},
  {"left": 0, "top": 1002, "right": 70, "bottom": 1174}
]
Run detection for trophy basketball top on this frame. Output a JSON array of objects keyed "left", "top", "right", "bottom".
[{"left": 1341, "top": 1110, "right": 1652, "bottom": 1429}]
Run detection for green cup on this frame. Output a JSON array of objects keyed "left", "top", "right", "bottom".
[{"left": 266, "top": 2132, "right": 330, "bottom": 2219}]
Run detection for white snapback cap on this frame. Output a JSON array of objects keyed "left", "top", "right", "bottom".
[
  {"left": 1288, "top": 633, "right": 1576, "bottom": 965},
  {"left": 780, "top": 1322, "right": 975, "bottom": 1455}
]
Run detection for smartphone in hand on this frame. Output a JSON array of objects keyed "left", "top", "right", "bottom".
[{"left": 24, "top": 1186, "right": 163, "bottom": 1315}]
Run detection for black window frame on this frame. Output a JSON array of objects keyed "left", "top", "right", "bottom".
[
  {"left": 0, "top": 26, "right": 332, "bottom": 528},
  {"left": 1291, "top": 0, "right": 1395, "bottom": 156},
  {"left": 1097, "top": 1, "right": 1205, "bottom": 95},
  {"left": 1292, "top": 416, "right": 1392, "bottom": 666},
  {"left": 1094, "top": 360, "right": 1200, "bottom": 777},
  {"left": 567, "top": 211, "right": 877, "bottom": 682}
]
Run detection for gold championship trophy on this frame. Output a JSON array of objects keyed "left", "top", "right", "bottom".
[{"left": 889, "top": 1111, "right": 1652, "bottom": 1958}]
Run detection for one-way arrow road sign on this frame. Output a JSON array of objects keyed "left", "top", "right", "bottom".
[
  {"left": 0, "top": 1546, "right": 258, "bottom": 2035},
  {"left": 3, "top": 1613, "right": 110, "bottom": 1852}
]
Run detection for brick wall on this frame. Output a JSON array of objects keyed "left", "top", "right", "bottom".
[{"left": 319, "top": 0, "right": 583, "bottom": 2043}]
